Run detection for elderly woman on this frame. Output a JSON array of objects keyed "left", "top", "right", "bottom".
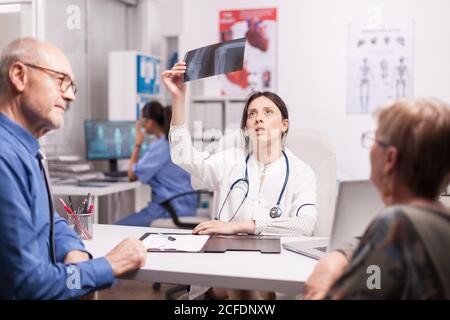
[{"left": 305, "top": 97, "right": 450, "bottom": 300}]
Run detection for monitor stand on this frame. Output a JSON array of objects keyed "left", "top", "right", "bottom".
[{"left": 104, "top": 159, "right": 128, "bottom": 177}]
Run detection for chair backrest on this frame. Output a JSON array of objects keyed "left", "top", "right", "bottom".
[
  {"left": 286, "top": 130, "right": 337, "bottom": 236},
  {"left": 211, "top": 129, "right": 337, "bottom": 236}
]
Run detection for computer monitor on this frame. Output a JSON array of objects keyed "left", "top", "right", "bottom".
[{"left": 84, "top": 120, "right": 153, "bottom": 174}]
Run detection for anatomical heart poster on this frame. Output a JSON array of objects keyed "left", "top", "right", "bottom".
[{"left": 219, "top": 8, "right": 277, "bottom": 95}]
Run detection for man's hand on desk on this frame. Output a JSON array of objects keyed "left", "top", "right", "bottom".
[
  {"left": 105, "top": 238, "right": 146, "bottom": 276},
  {"left": 192, "top": 220, "right": 256, "bottom": 235},
  {"left": 64, "top": 250, "right": 90, "bottom": 264}
]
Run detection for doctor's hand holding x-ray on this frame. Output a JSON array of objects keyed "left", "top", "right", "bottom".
[{"left": 162, "top": 62, "right": 318, "bottom": 237}]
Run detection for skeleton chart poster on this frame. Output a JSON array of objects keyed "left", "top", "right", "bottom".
[
  {"left": 347, "top": 22, "right": 414, "bottom": 114},
  {"left": 219, "top": 8, "right": 277, "bottom": 95}
]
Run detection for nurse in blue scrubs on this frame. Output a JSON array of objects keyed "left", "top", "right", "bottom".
[{"left": 116, "top": 101, "right": 197, "bottom": 226}]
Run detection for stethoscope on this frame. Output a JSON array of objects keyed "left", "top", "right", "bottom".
[{"left": 217, "top": 150, "right": 290, "bottom": 221}]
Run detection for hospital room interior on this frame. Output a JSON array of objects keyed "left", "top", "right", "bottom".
[{"left": 0, "top": 0, "right": 449, "bottom": 303}]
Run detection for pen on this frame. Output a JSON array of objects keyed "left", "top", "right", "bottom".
[
  {"left": 157, "top": 233, "right": 176, "bottom": 241},
  {"left": 85, "top": 193, "right": 91, "bottom": 212},
  {"left": 68, "top": 196, "right": 74, "bottom": 211},
  {"left": 59, "top": 197, "right": 75, "bottom": 215},
  {"left": 80, "top": 197, "right": 87, "bottom": 213}
]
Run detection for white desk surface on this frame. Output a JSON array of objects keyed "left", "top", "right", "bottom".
[
  {"left": 84, "top": 224, "right": 322, "bottom": 295},
  {"left": 52, "top": 181, "right": 143, "bottom": 196}
]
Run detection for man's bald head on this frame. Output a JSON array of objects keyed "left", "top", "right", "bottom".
[{"left": 0, "top": 38, "right": 71, "bottom": 96}]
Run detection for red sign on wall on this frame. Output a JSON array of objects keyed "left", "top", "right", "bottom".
[{"left": 219, "top": 8, "right": 277, "bottom": 95}]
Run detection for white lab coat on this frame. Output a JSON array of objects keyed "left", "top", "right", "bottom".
[{"left": 169, "top": 125, "right": 318, "bottom": 236}]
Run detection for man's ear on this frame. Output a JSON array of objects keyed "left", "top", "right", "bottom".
[{"left": 9, "top": 62, "right": 28, "bottom": 93}]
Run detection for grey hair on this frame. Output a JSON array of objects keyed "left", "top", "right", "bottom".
[{"left": 0, "top": 37, "right": 43, "bottom": 95}]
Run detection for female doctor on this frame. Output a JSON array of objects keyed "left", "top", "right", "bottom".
[{"left": 162, "top": 62, "right": 318, "bottom": 237}]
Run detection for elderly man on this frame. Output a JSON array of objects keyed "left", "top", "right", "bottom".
[{"left": 0, "top": 38, "right": 146, "bottom": 299}]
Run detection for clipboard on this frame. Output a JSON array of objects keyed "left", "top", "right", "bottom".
[
  {"left": 204, "top": 235, "right": 281, "bottom": 254},
  {"left": 140, "top": 233, "right": 281, "bottom": 254}
]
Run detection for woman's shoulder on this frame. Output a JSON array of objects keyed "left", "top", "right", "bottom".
[
  {"left": 379, "top": 204, "right": 450, "bottom": 223},
  {"left": 372, "top": 205, "right": 415, "bottom": 227},
  {"left": 354, "top": 206, "right": 419, "bottom": 254},
  {"left": 143, "top": 137, "right": 170, "bottom": 159},
  {"left": 365, "top": 205, "right": 444, "bottom": 241}
]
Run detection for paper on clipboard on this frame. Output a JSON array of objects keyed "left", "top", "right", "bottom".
[{"left": 142, "top": 234, "right": 210, "bottom": 252}]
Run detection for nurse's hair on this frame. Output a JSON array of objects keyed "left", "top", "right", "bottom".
[
  {"left": 142, "top": 101, "right": 172, "bottom": 136},
  {"left": 240, "top": 91, "right": 289, "bottom": 148}
]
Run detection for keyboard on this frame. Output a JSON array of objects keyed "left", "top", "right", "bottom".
[
  {"left": 104, "top": 171, "right": 128, "bottom": 178},
  {"left": 314, "top": 246, "right": 328, "bottom": 252},
  {"left": 85, "top": 177, "right": 128, "bottom": 183}
]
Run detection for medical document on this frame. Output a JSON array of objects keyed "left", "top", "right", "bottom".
[{"left": 142, "top": 234, "right": 210, "bottom": 252}]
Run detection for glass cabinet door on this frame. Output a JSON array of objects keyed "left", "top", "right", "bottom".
[{"left": 0, "top": 2, "right": 33, "bottom": 49}]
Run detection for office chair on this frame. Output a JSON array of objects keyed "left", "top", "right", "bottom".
[
  {"left": 286, "top": 130, "right": 337, "bottom": 237},
  {"left": 151, "top": 190, "right": 213, "bottom": 229}
]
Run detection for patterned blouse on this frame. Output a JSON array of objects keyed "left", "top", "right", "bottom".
[{"left": 327, "top": 205, "right": 450, "bottom": 299}]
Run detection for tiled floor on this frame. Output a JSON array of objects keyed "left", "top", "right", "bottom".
[{"left": 97, "top": 280, "right": 184, "bottom": 300}]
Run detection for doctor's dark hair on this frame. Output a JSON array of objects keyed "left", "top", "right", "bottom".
[
  {"left": 240, "top": 91, "right": 289, "bottom": 147},
  {"left": 142, "top": 101, "right": 172, "bottom": 136}
]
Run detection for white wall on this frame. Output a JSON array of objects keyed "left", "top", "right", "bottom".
[
  {"left": 135, "top": 0, "right": 183, "bottom": 56},
  {"left": 174, "top": 0, "right": 450, "bottom": 179}
]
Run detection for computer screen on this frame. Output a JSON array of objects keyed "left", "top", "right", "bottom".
[{"left": 84, "top": 120, "right": 153, "bottom": 161}]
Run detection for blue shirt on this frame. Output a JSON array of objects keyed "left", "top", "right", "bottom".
[
  {"left": 0, "top": 113, "right": 115, "bottom": 299},
  {"left": 133, "top": 136, "right": 196, "bottom": 216}
]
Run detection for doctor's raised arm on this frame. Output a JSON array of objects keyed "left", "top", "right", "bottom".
[{"left": 161, "top": 62, "right": 225, "bottom": 191}]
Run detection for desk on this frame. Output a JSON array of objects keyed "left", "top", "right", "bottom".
[
  {"left": 84, "top": 224, "right": 321, "bottom": 295},
  {"left": 52, "top": 182, "right": 150, "bottom": 224}
]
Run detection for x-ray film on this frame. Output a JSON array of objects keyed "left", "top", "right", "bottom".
[{"left": 183, "top": 38, "right": 246, "bottom": 82}]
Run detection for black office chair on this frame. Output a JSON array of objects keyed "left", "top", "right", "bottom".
[
  {"left": 159, "top": 190, "right": 213, "bottom": 228},
  {"left": 151, "top": 190, "right": 213, "bottom": 300}
]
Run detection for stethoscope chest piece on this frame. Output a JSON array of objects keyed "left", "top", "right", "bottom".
[{"left": 269, "top": 206, "right": 282, "bottom": 219}]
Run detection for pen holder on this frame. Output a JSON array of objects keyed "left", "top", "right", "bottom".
[{"left": 67, "top": 212, "right": 94, "bottom": 240}]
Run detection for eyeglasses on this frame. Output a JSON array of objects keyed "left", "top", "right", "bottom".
[
  {"left": 361, "top": 131, "right": 390, "bottom": 148},
  {"left": 23, "top": 63, "right": 77, "bottom": 95}
]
